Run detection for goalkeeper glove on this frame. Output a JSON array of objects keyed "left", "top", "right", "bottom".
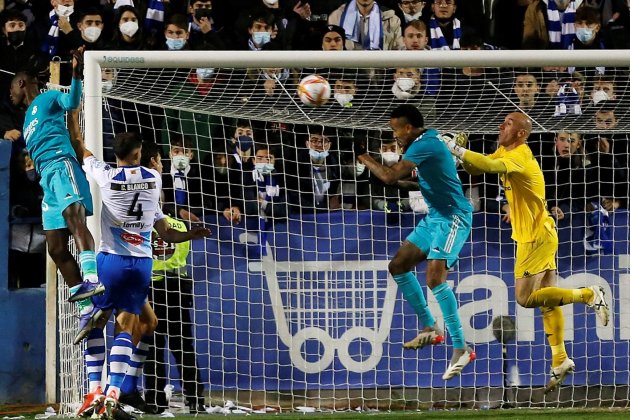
[{"left": 441, "top": 132, "right": 468, "bottom": 159}]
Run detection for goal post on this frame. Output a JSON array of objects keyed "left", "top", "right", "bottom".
[{"left": 52, "top": 49, "right": 630, "bottom": 413}]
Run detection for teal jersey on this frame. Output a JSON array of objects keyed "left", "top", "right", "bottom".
[
  {"left": 402, "top": 128, "right": 473, "bottom": 216},
  {"left": 23, "top": 78, "right": 82, "bottom": 173}
]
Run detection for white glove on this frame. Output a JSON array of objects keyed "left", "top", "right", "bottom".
[
  {"left": 408, "top": 191, "right": 428, "bottom": 214},
  {"left": 440, "top": 132, "right": 468, "bottom": 159}
]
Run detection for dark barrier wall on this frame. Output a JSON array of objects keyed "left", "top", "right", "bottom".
[{"left": 0, "top": 140, "right": 46, "bottom": 403}]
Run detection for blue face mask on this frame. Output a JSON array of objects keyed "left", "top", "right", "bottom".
[
  {"left": 196, "top": 68, "right": 215, "bottom": 80},
  {"left": 255, "top": 162, "right": 275, "bottom": 174},
  {"left": 309, "top": 149, "right": 329, "bottom": 161},
  {"left": 252, "top": 31, "right": 271, "bottom": 46},
  {"left": 237, "top": 135, "right": 253, "bottom": 152},
  {"left": 575, "top": 27, "right": 594, "bottom": 43},
  {"left": 166, "top": 37, "right": 186, "bottom": 50}
]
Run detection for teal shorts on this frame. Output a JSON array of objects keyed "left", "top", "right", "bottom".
[
  {"left": 406, "top": 211, "right": 472, "bottom": 268},
  {"left": 39, "top": 159, "right": 93, "bottom": 230}
]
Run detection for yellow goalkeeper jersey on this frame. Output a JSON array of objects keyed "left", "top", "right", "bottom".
[{"left": 488, "top": 143, "right": 551, "bottom": 243}]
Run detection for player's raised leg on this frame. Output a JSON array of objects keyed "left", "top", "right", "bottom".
[{"left": 388, "top": 241, "right": 443, "bottom": 350}]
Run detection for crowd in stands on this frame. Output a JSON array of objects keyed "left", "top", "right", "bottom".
[{"left": 1, "top": 0, "right": 629, "bottom": 288}]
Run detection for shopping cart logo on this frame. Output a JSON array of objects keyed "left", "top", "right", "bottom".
[{"left": 249, "top": 244, "right": 398, "bottom": 374}]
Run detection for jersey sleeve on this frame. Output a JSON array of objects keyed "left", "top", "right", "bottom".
[
  {"left": 494, "top": 147, "right": 529, "bottom": 174},
  {"left": 82, "top": 155, "right": 112, "bottom": 186},
  {"left": 55, "top": 78, "right": 82, "bottom": 111}
]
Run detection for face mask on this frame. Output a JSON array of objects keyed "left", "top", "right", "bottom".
[
  {"left": 255, "top": 162, "right": 275, "bottom": 174},
  {"left": 309, "top": 149, "right": 329, "bottom": 161},
  {"left": 102, "top": 80, "right": 113, "bottom": 93},
  {"left": 263, "top": 0, "right": 279, "bottom": 5},
  {"left": 334, "top": 93, "right": 353, "bottom": 107},
  {"left": 119, "top": 21, "right": 139, "bottom": 38},
  {"left": 26, "top": 169, "right": 37, "bottom": 182},
  {"left": 576, "top": 27, "right": 595, "bottom": 43},
  {"left": 381, "top": 151, "right": 400, "bottom": 166},
  {"left": 56, "top": 5, "right": 74, "bottom": 17},
  {"left": 196, "top": 68, "right": 215, "bottom": 80},
  {"left": 252, "top": 31, "right": 271, "bottom": 46},
  {"left": 194, "top": 8, "right": 213, "bottom": 21},
  {"left": 404, "top": 11, "right": 423, "bottom": 22},
  {"left": 172, "top": 155, "right": 190, "bottom": 170},
  {"left": 8, "top": 30, "right": 26, "bottom": 46},
  {"left": 166, "top": 37, "right": 186, "bottom": 50},
  {"left": 396, "top": 77, "right": 416, "bottom": 92},
  {"left": 355, "top": 162, "right": 366, "bottom": 176},
  {"left": 592, "top": 89, "right": 609, "bottom": 104},
  {"left": 215, "top": 166, "right": 228, "bottom": 175},
  {"left": 83, "top": 26, "right": 102, "bottom": 43},
  {"left": 237, "top": 135, "right": 253, "bottom": 152}
]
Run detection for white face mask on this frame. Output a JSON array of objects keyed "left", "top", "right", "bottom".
[
  {"left": 255, "top": 162, "right": 275, "bottom": 174},
  {"left": 404, "top": 11, "right": 423, "bottom": 22},
  {"left": 381, "top": 151, "right": 400, "bottom": 166},
  {"left": 592, "top": 89, "right": 609, "bottom": 104},
  {"left": 119, "top": 21, "right": 139, "bottom": 38},
  {"left": 102, "top": 80, "right": 113, "bottom": 93},
  {"left": 334, "top": 93, "right": 353, "bottom": 107},
  {"left": 56, "top": 4, "right": 74, "bottom": 17},
  {"left": 196, "top": 68, "right": 216, "bottom": 80},
  {"left": 355, "top": 162, "right": 366, "bottom": 176},
  {"left": 263, "top": 0, "right": 279, "bottom": 5},
  {"left": 215, "top": 166, "right": 228, "bottom": 175},
  {"left": 309, "top": 149, "right": 329, "bottom": 161},
  {"left": 172, "top": 155, "right": 190, "bottom": 171},
  {"left": 396, "top": 77, "right": 416, "bottom": 92},
  {"left": 83, "top": 26, "right": 102, "bottom": 43}
]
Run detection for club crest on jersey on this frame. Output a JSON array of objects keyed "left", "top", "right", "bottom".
[
  {"left": 121, "top": 232, "right": 144, "bottom": 246},
  {"left": 31, "top": 105, "right": 37, "bottom": 115}
]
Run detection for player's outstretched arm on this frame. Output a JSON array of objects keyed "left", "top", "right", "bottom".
[
  {"left": 354, "top": 139, "right": 415, "bottom": 185},
  {"left": 67, "top": 108, "right": 92, "bottom": 162},
  {"left": 57, "top": 47, "right": 84, "bottom": 111},
  {"left": 154, "top": 218, "right": 212, "bottom": 243},
  {"left": 442, "top": 137, "right": 507, "bottom": 175}
]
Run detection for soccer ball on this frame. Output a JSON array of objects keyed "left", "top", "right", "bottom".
[{"left": 297, "top": 75, "right": 331, "bottom": 106}]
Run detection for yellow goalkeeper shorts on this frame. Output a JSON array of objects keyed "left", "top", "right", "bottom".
[{"left": 514, "top": 219, "right": 558, "bottom": 279}]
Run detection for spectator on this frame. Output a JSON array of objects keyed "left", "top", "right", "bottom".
[
  {"left": 240, "top": 10, "right": 276, "bottom": 50},
  {"left": 8, "top": 149, "right": 46, "bottom": 289},
  {"left": 255, "top": 0, "right": 299, "bottom": 50},
  {"left": 322, "top": 24, "right": 345, "bottom": 50},
  {"left": 391, "top": 67, "right": 421, "bottom": 100},
  {"left": 590, "top": 75, "right": 616, "bottom": 104},
  {"left": 514, "top": 72, "right": 541, "bottom": 112},
  {"left": 572, "top": 6, "right": 607, "bottom": 49},
  {"left": 332, "top": 76, "right": 358, "bottom": 108},
  {"left": 68, "top": 7, "right": 106, "bottom": 51},
  {"left": 163, "top": 14, "right": 190, "bottom": 50},
  {"left": 401, "top": 19, "right": 429, "bottom": 50},
  {"left": 428, "top": 0, "right": 462, "bottom": 50},
  {"left": 523, "top": 0, "right": 577, "bottom": 49},
  {"left": 395, "top": 0, "right": 430, "bottom": 26},
  {"left": 243, "top": 143, "right": 288, "bottom": 222},
  {"left": 188, "top": 0, "right": 228, "bottom": 50},
  {"left": 200, "top": 146, "right": 244, "bottom": 224},
  {"left": 42, "top": 0, "right": 77, "bottom": 83},
  {"left": 328, "top": 0, "right": 403, "bottom": 50},
  {"left": 162, "top": 135, "right": 205, "bottom": 224},
  {"left": 0, "top": 9, "right": 48, "bottom": 100},
  {"left": 285, "top": 126, "right": 341, "bottom": 212},
  {"left": 107, "top": 5, "right": 145, "bottom": 50}
]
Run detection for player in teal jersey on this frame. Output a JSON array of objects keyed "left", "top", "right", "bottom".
[
  {"left": 9, "top": 48, "right": 105, "bottom": 338},
  {"left": 355, "top": 104, "right": 475, "bottom": 380}
]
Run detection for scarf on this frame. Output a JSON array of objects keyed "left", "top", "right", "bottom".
[
  {"left": 429, "top": 17, "right": 461, "bottom": 50},
  {"left": 170, "top": 165, "right": 191, "bottom": 206},
  {"left": 145, "top": 0, "right": 165, "bottom": 36},
  {"left": 547, "top": 0, "right": 576, "bottom": 49},
  {"left": 42, "top": 10, "right": 59, "bottom": 58},
  {"left": 113, "top": 0, "right": 134, "bottom": 8},
  {"left": 339, "top": 0, "right": 383, "bottom": 50}
]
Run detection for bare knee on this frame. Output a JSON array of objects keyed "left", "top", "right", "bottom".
[
  {"left": 48, "top": 241, "right": 70, "bottom": 263},
  {"left": 388, "top": 258, "right": 406, "bottom": 276},
  {"left": 516, "top": 293, "right": 532, "bottom": 308}
]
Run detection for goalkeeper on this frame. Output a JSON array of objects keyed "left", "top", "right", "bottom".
[
  {"left": 443, "top": 111, "right": 610, "bottom": 392},
  {"left": 356, "top": 105, "right": 474, "bottom": 380}
]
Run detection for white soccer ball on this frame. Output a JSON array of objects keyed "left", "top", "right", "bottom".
[{"left": 297, "top": 74, "right": 331, "bottom": 106}]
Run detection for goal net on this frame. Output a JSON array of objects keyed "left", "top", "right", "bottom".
[{"left": 54, "top": 50, "right": 629, "bottom": 413}]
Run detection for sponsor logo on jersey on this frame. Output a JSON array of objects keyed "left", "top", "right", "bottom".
[
  {"left": 121, "top": 232, "right": 144, "bottom": 246},
  {"left": 110, "top": 182, "right": 156, "bottom": 191},
  {"left": 122, "top": 221, "right": 147, "bottom": 228},
  {"left": 32, "top": 106, "right": 37, "bottom": 115},
  {"left": 152, "top": 236, "right": 175, "bottom": 258},
  {"left": 24, "top": 118, "right": 39, "bottom": 142}
]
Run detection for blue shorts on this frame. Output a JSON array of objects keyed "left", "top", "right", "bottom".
[
  {"left": 39, "top": 159, "right": 93, "bottom": 230},
  {"left": 406, "top": 211, "right": 472, "bottom": 268},
  {"left": 92, "top": 252, "right": 152, "bottom": 315}
]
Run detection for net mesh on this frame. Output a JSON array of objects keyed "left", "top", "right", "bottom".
[{"left": 55, "top": 62, "right": 630, "bottom": 414}]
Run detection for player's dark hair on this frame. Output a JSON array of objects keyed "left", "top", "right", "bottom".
[
  {"left": 113, "top": 132, "right": 142, "bottom": 161},
  {"left": 140, "top": 141, "right": 161, "bottom": 168},
  {"left": 390, "top": 105, "right": 424, "bottom": 128},
  {"left": 12, "top": 71, "right": 38, "bottom": 85}
]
